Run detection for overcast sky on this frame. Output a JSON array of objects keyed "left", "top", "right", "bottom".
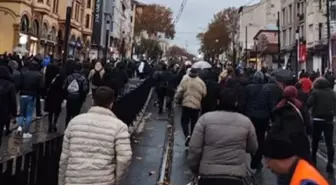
[{"left": 140, "top": 0, "right": 256, "bottom": 55}]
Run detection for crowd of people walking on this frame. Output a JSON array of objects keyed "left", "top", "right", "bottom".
[
  {"left": 3, "top": 52, "right": 335, "bottom": 185},
  {"left": 0, "top": 52, "right": 135, "bottom": 143},
  {"left": 152, "top": 60, "right": 336, "bottom": 185}
]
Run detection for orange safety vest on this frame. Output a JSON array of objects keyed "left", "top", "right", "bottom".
[{"left": 290, "top": 159, "right": 329, "bottom": 185}]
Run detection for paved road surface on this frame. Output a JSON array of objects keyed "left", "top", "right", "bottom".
[{"left": 120, "top": 101, "right": 169, "bottom": 185}]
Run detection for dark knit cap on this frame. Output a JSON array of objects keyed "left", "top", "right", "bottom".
[{"left": 262, "top": 135, "right": 296, "bottom": 159}]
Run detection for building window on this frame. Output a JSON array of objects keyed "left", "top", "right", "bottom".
[
  {"left": 20, "top": 15, "right": 29, "bottom": 33},
  {"left": 130, "top": 16, "right": 133, "bottom": 23},
  {"left": 283, "top": 30, "right": 287, "bottom": 46},
  {"left": 319, "top": 0, "right": 322, "bottom": 10},
  {"left": 47, "top": 0, "right": 50, "bottom": 5},
  {"left": 297, "top": 3, "right": 300, "bottom": 15},
  {"left": 85, "top": 14, "right": 90, "bottom": 28},
  {"left": 52, "top": 0, "right": 58, "bottom": 13},
  {"left": 289, "top": 4, "right": 292, "bottom": 24},
  {"left": 289, "top": 27, "right": 292, "bottom": 44},
  {"left": 300, "top": 25, "right": 304, "bottom": 38},
  {"left": 42, "top": 23, "right": 48, "bottom": 38},
  {"left": 38, "top": 0, "right": 43, "bottom": 2},
  {"left": 75, "top": 4, "right": 79, "bottom": 21},
  {"left": 87, "top": 0, "right": 91, "bottom": 8},
  {"left": 331, "top": 4, "right": 336, "bottom": 21},
  {"left": 319, "top": 23, "right": 323, "bottom": 40},
  {"left": 80, "top": 8, "right": 84, "bottom": 24},
  {"left": 32, "top": 20, "right": 39, "bottom": 36},
  {"left": 282, "top": 8, "right": 285, "bottom": 25}
]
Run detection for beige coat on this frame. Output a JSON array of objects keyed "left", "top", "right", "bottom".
[
  {"left": 174, "top": 75, "right": 207, "bottom": 110},
  {"left": 188, "top": 111, "right": 258, "bottom": 177},
  {"left": 58, "top": 107, "right": 132, "bottom": 185}
]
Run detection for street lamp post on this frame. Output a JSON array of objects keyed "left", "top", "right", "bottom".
[
  {"left": 62, "top": 0, "right": 73, "bottom": 63},
  {"left": 245, "top": 25, "right": 249, "bottom": 66},
  {"left": 295, "top": 30, "right": 299, "bottom": 77},
  {"left": 103, "top": 19, "right": 110, "bottom": 63}
]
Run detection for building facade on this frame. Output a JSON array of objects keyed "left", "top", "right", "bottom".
[
  {"left": 239, "top": 0, "right": 281, "bottom": 60},
  {"left": 0, "top": 0, "right": 94, "bottom": 58},
  {"left": 0, "top": 0, "right": 60, "bottom": 55},
  {"left": 90, "top": 0, "right": 135, "bottom": 59},
  {"left": 280, "top": 0, "right": 307, "bottom": 71}
]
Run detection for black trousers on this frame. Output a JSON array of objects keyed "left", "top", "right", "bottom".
[
  {"left": 65, "top": 99, "right": 83, "bottom": 126},
  {"left": 311, "top": 120, "right": 335, "bottom": 164},
  {"left": 198, "top": 177, "right": 244, "bottom": 185},
  {"left": 156, "top": 88, "right": 166, "bottom": 113},
  {"left": 35, "top": 93, "right": 42, "bottom": 116},
  {"left": 249, "top": 117, "right": 269, "bottom": 168},
  {"left": 181, "top": 106, "right": 199, "bottom": 137},
  {"left": 0, "top": 117, "right": 10, "bottom": 147}
]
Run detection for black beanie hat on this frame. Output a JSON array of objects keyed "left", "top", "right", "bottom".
[{"left": 262, "top": 135, "right": 296, "bottom": 159}]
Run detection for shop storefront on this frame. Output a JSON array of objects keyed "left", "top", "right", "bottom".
[
  {"left": 17, "top": 15, "right": 40, "bottom": 56},
  {"left": 75, "top": 37, "right": 83, "bottom": 58},
  {"left": 39, "top": 23, "right": 56, "bottom": 55}
]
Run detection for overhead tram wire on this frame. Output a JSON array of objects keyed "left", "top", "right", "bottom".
[{"left": 147, "top": 0, "right": 188, "bottom": 57}]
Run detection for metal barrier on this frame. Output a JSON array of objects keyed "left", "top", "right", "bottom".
[{"left": 0, "top": 77, "right": 154, "bottom": 185}]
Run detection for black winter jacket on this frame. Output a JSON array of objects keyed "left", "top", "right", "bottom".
[
  {"left": 307, "top": 78, "right": 336, "bottom": 121},
  {"left": 0, "top": 66, "right": 17, "bottom": 119}
]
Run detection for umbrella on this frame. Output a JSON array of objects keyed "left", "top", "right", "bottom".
[
  {"left": 192, "top": 60, "right": 212, "bottom": 69},
  {"left": 13, "top": 46, "right": 28, "bottom": 55},
  {"left": 271, "top": 68, "right": 294, "bottom": 82}
]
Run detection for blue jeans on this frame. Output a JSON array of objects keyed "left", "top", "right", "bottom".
[{"left": 17, "top": 95, "right": 35, "bottom": 133}]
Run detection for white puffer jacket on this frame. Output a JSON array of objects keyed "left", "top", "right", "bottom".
[{"left": 58, "top": 106, "right": 132, "bottom": 185}]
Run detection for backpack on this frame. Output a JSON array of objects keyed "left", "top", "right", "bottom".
[
  {"left": 92, "top": 69, "right": 102, "bottom": 86},
  {"left": 67, "top": 78, "right": 80, "bottom": 99}
]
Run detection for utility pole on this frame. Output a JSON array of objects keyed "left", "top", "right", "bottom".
[
  {"left": 63, "top": 0, "right": 73, "bottom": 63},
  {"left": 245, "top": 25, "right": 248, "bottom": 65},
  {"left": 327, "top": 0, "right": 331, "bottom": 71},
  {"left": 277, "top": 11, "right": 281, "bottom": 63}
]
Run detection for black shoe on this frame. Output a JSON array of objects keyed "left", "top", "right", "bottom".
[
  {"left": 53, "top": 126, "right": 58, "bottom": 133},
  {"left": 185, "top": 135, "right": 191, "bottom": 147},
  {"left": 327, "top": 163, "right": 334, "bottom": 174}
]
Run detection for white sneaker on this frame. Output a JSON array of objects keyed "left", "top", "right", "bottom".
[
  {"left": 17, "top": 126, "right": 23, "bottom": 136},
  {"left": 23, "top": 133, "right": 32, "bottom": 139}
]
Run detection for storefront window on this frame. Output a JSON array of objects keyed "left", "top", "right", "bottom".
[{"left": 20, "top": 15, "right": 29, "bottom": 33}]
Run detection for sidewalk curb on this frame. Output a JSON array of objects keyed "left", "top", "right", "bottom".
[{"left": 157, "top": 108, "right": 174, "bottom": 185}]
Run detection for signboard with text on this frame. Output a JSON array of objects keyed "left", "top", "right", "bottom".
[{"left": 92, "top": 0, "right": 103, "bottom": 46}]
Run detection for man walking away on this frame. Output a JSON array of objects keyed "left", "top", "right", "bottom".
[
  {"left": 58, "top": 86, "right": 132, "bottom": 185},
  {"left": 307, "top": 77, "right": 336, "bottom": 174},
  {"left": 63, "top": 62, "right": 89, "bottom": 125},
  {"left": 0, "top": 66, "right": 17, "bottom": 143},
  {"left": 174, "top": 68, "right": 206, "bottom": 146},
  {"left": 18, "top": 61, "right": 43, "bottom": 139}
]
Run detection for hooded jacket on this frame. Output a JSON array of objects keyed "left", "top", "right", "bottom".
[
  {"left": 244, "top": 71, "right": 269, "bottom": 119},
  {"left": 307, "top": 77, "right": 336, "bottom": 121},
  {"left": 0, "top": 66, "right": 17, "bottom": 119}
]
